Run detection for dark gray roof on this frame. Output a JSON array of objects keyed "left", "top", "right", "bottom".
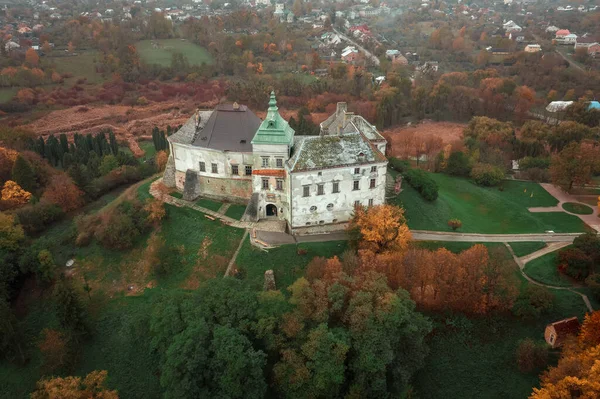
[{"left": 191, "top": 104, "right": 261, "bottom": 152}]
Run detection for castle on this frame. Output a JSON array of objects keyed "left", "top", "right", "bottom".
[{"left": 163, "top": 92, "right": 388, "bottom": 233}]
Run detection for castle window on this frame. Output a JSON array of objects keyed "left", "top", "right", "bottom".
[
  {"left": 262, "top": 179, "right": 269, "bottom": 190},
  {"left": 368, "top": 199, "right": 374, "bottom": 207},
  {"left": 317, "top": 184, "right": 324, "bottom": 195},
  {"left": 303, "top": 186, "right": 310, "bottom": 197},
  {"left": 353, "top": 180, "right": 360, "bottom": 191},
  {"left": 326, "top": 203, "right": 334, "bottom": 210},
  {"left": 319, "top": 220, "right": 324, "bottom": 224},
  {"left": 262, "top": 157, "right": 269, "bottom": 168},
  {"left": 310, "top": 206, "right": 317, "bottom": 212},
  {"left": 199, "top": 161, "right": 206, "bottom": 172},
  {"left": 231, "top": 165, "right": 239, "bottom": 175},
  {"left": 354, "top": 200, "right": 361, "bottom": 207},
  {"left": 354, "top": 167, "right": 360, "bottom": 175},
  {"left": 370, "top": 178, "right": 376, "bottom": 189},
  {"left": 211, "top": 163, "right": 218, "bottom": 173},
  {"left": 276, "top": 179, "right": 283, "bottom": 191},
  {"left": 245, "top": 165, "right": 252, "bottom": 176},
  {"left": 332, "top": 181, "right": 340, "bottom": 193},
  {"left": 276, "top": 158, "right": 283, "bottom": 168},
  {"left": 371, "top": 166, "right": 377, "bottom": 173}
]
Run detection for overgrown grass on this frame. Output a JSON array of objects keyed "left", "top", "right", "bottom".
[
  {"left": 509, "top": 242, "right": 547, "bottom": 257},
  {"left": 235, "top": 238, "right": 348, "bottom": 291},
  {"left": 136, "top": 39, "right": 214, "bottom": 67},
  {"left": 393, "top": 173, "right": 588, "bottom": 233},
  {"left": 524, "top": 251, "right": 572, "bottom": 287},
  {"left": 562, "top": 202, "right": 594, "bottom": 215},
  {"left": 225, "top": 204, "right": 247, "bottom": 220},
  {"left": 49, "top": 51, "right": 106, "bottom": 84},
  {"left": 195, "top": 198, "right": 222, "bottom": 212}
]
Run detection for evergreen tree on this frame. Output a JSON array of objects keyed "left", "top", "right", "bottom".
[
  {"left": 54, "top": 279, "right": 88, "bottom": 340},
  {"left": 59, "top": 134, "right": 69, "bottom": 155},
  {"left": 152, "top": 127, "right": 160, "bottom": 151},
  {"left": 35, "top": 137, "right": 45, "bottom": 158},
  {"left": 62, "top": 153, "right": 73, "bottom": 171},
  {"left": 108, "top": 130, "right": 118, "bottom": 155},
  {"left": 67, "top": 164, "right": 90, "bottom": 192},
  {"left": 11, "top": 155, "right": 36, "bottom": 193}
]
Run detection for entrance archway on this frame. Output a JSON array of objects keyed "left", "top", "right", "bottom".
[{"left": 266, "top": 204, "right": 278, "bottom": 217}]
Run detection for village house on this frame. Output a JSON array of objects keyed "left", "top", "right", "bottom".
[
  {"left": 163, "top": 93, "right": 388, "bottom": 234},
  {"left": 386, "top": 50, "right": 408, "bottom": 65},
  {"left": 341, "top": 46, "right": 359, "bottom": 63},
  {"left": 524, "top": 44, "right": 542, "bottom": 53},
  {"left": 544, "top": 317, "right": 580, "bottom": 348},
  {"left": 574, "top": 37, "right": 600, "bottom": 56}
]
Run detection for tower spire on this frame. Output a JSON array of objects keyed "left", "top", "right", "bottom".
[{"left": 267, "top": 91, "right": 278, "bottom": 119}]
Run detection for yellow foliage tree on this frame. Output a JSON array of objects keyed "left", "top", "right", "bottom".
[
  {"left": 31, "top": 370, "right": 118, "bottom": 399},
  {"left": 349, "top": 204, "right": 411, "bottom": 253},
  {"left": 1, "top": 180, "right": 32, "bottom": 205},
  {"left": 579, "top": 311, "right": 600, "bottom": 347}
]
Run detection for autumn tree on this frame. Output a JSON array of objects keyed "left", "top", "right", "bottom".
[
  {"left": 550, "top": 142, "right": 600, "bottom": 191},
  {"left": 516, "top": 338, "right": 548, "bottom": 373},
  {"left": 68, "top": 41, "right": 75, "bottom": 54},
  {"left": 144, "top": 198, "right": 166, "bottom": 226},
  {"left": 155, "top": 150, "right": 168, "bottom": 171},
  {"left": 38, "top": 328, "right": 69, "bottom": 373},
  {"left": 25, "top": 48, "right": 39, "bottom": 66},
  {"left": 579, "top": 311, "right": 600, "bottom": 347},
  {"left": 348, "top": 204, "right": 412, "bottom": 253},
  {"left": 42, "top": 174, "right": 84, "bottom": 212},
  {"left": 1, "top": 180, "right": 31, "bottom": 206},
  {"left": 31, "top": 370, "right": 118, "bottom": 399}
]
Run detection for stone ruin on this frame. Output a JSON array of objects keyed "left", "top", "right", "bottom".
[
  {"left": 263, "top": 269, "right": 276, "bottom": 291},
  {"left": 163, "top": 154, "right": 176, "bottom": 188},
  {"left": 182, "top": 169, "right": 201, "bottom": 201}
]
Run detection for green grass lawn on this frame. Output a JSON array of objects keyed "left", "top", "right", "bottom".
[
  {"left": 235, "top": 238, "right": 348, "bottom": 291},
  {"left": 523, "top": 250, "right": 572, "bottom": 287},
  {"left": 138, "top": 141, "right": 156, "bottom": 160},
  {"left": 0, "top": 87, "right": 17, "bottom": 103},
  {"left": 195, "top": 198, "right": 222, "bottom": 212},
  {"left": 414, "top": 241, "right": 507, "bottom": 254},
  {"left": 225, "top": 204, "right": 247, "bottom": 220},
  {"left": 170, "top": 191, "right": 183, "bottom": 199},
  {"left": 136, "top": 39, "right": 214, "bottom": 67},
  {"left": 48, "top": 50, "right": 106, "bottom": 84},
  {"left": 509, "top": 242, "right": 547, "bottom": 257},
  {"left": 562, "top": 202, "right": 594, "bottom": 215},
  {"left": 394, "top": 173, "right": 588, "bottom": 233}
]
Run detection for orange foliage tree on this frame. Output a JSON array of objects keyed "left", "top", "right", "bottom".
[
  {"left": 155, "top": 150, "right": 168, "bottom": 171},
  {"left": 31, "top": 370, "right": 118, "bottom": 399},
  {"left": 1, "top": 180, "right": 32, "bottom": 205},
  {"left": 41, "top": 174, "right": 84, "bottom": 212},
  {"left": 579, "top": 311, "right": 600, "bottom": 347},
  {"left": 38, "top": 328, "right": 69, "bottom": 373},
  {"left": 25, "top": 48, "right": 39, "bottom": 66},
  {"left": 348, "top": 204, "right": 411, "bottom": 253}
]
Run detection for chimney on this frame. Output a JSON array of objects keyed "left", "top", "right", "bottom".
[
  {"left": 336, "top": 102, "right": 347, "bottom": 135},
  {"left": 232, "top": 101, "right": 240, "bottom": 110}
]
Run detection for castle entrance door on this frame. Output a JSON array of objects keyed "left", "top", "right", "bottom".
[{"left": 266, "top": 204, "right": 278, "bottom": 217}]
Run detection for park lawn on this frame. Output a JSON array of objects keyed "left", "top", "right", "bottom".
[
  {"left": 414, "top": 241, "right": 507, "bottom": 254},
  {"left": 0, "top": 87, "right": 17, "bottom": 103},
  {"left": 138, "top": 141, "right": 156, "bottom": 160},
  {"left": 509, "top": 242, "right": 547, "bottom": 257},
  {"left": 394, "top": 173, "right": 588, "bottom": 233},
  {"left": 136, "top": 39, "right": 214, "bottom": 67},
  {"left": 562, "top": 202, "right": 594, "bottom": 215},
  {"left": 225, "top": 204, "right": 247, "bottom": 220},
  {"left": 49, "top": 51, "right": 106, "bottom": 84},
  {"left": 196, "top": 198, "right": 223, "bottom": 212},
  {"left": 235, "top": 238, "right": 348, "bottom": 291},
  {"left": 524, "top": 251, "right": 572, "bottom": 287}
]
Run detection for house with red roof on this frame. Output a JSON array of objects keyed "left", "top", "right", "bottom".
[{"left": 544, "top": 317, "right": 580, "bottom": 348}]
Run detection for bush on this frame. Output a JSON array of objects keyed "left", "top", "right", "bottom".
[
  {"left": 86, "top": 165, "right": 154, "bottom": 199},
  {"left": 404, "top": 169, "right": 439, "bottom": 201},
  {"left": 585, "top": 274, "right": 600, "bottom": 301},
  {"left": 14, "top": 201, "right": 64, "bottom": 234},
  {"left": 448, "top": 219, "right": 462, "bottom": 231},
  {"left": 446, "top": 151, "right": 472, "bottom": 176},
  {"left": 470, "top": 163, "right": 505, "bottom": 186},
  {"left": 522, "top": 167, "right": 550, "bottom": 183},
  {"left": 573, "top": 232, "right": 600, "bottom": 264},
  {"left": 388, "top": 157, "right": 410, "bottom": 173},
  {"left": 93, "top": 200, "right": 150, "bottom": 250},
  {"left": 519, "top": 156, "right": 550, "bottom": 171},
  {"left": 516, "top": 338, "right": 548, "bottom": 373},
  {"left": 558, "top": 247, "right": 593, "bottom": 280},
  {"left": 512, "top": 285, "right": 554, "bottom": 319}
]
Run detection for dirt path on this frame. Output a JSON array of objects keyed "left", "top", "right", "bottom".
[
  {"left": 504, "top": 243, "right": 594, "bottom": 313},
  {"left": 224, "top": 230, "right": 248, "bottom": 277}
]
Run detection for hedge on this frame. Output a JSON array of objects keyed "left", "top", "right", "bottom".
[
  {"left": 470, "top": 163, "right": 505, "bottom": 186},
  {"left": 404, "top": 169, "right": 438, "bottom": 201}
]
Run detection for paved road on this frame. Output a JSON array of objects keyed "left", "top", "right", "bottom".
[{"left": 333, "top": 28, "right": 380, "bottom": 66}]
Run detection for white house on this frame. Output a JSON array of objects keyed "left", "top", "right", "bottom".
[{"left": 163, "top": 94, "right": 388, "bottom": 233}]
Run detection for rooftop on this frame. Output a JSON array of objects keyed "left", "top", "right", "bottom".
[
  {"left": 289, "top": 133, "right": 385, "bottom": 172},
  {"left": 252, "top": 92, "right": 295, "bottom": 146}
]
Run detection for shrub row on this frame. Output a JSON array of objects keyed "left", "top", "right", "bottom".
[
  {"left": 14, "top": 201, "right": 64, "bottom": 235},
  {"left": 403, "top": 169, "right": 439, "bottom": 201}
]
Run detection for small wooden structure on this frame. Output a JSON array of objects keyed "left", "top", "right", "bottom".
[{"left": 544, "top": 317, "right": 580, "bottom": 348}]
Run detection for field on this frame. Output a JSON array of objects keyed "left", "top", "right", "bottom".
[
  {"left": 524, "top": 250, "right": 572, "bottom": 287},
  {"left": 48, "top": 50, "right": 106, "bottom": 84},
  {"left": 136, "top": 39, "right": 214, "bottom": 67},
  {"left": 383, "top": 121, "right": 466, "bottom": 159},
  {"left": 393, "top": 173, "right": 589, "bottom": 233}
]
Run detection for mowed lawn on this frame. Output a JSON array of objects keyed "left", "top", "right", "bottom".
[
  {"left": 524, "top": 250, "right": 573, "bottom": 287},
  {"left": 136, "top": 39, "right": 214, "bottom": 67},
  {"left": 509, "top": 242, "right": 547, "bottom": 257},
  {"left": 393, "top": 173, "right": 588, "bottom": 233}
]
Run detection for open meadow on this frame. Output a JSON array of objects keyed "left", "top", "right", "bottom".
[{"left": 136, "top": 39, "right": 214, "bottom": 67}]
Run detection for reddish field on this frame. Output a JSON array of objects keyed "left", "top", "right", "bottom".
[{"left": 383, "top": 121, "right": 466, "bottom": 158}]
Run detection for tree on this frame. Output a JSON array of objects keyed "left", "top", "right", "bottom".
[
  {"left": 144, "top": 198, "right": 166, "bottom": 226},
  {"left": 448, "top": 219, "right": 462, "bottom": 231},
  {"left": 0, "top": 298, "right": 26, "bottom": 365},
  {"left": 446, "top": 151, "right": 472, "bottom": 176},
  {"left": 512, "top": 285, "right": 554, "bottom": 319},
  {"left": 99, "top": 155, "right": 118, "bottom": 175},
  {"left": 11, "top": 154, "right": 36, "bottom": 193},
  {"left": 579, "top": 311, "right": 600, "bottom": 347},
  {"left": 470, "top": 162, "right": 504, "bottom": 186},
  {"left": 516, "top": 338, "right": 548, "bottom": 373},
  {"left": 1, "top": 180, "right": 31, "bottom": 206},
  {"left": 38, "top": 328, "right": 69, "bottom": 373},
  {"left": 550, "top": 142, "right": 600, "bottom": 191},
  {"left": 42, "top": 174, "right": 84, "bottom": 212},
  {"left": 573, "top": 232, "right": 600, "bottom": 264},
  {"left": 68, "top": 41, "right": 75, "bottom": 54},
  {"left": 25, "top": 48, "right": 39, "bottom": 66},
  {"left": 155, "top": 150, "right": 168, "bottom": 171},
  {"left": 54, "top": 279, "right": 88, "bottom": 339},
  {"left": 31, "top": 370, "right": 118, "bottom": 399},
  {"left": 37, "top": 249, "right": 56, "bottom": 284},
  {"left": 557, "top": 247, "right": 592, "bottom": 280},
  {"left": 348, "top": 204, "right": 412, "bottom": 253},
  {"left": 42, "top": 41, "right": 51, "bottom": 54},
  {"left": 0, "top": 213, "right": 24, "bottom": 252}
]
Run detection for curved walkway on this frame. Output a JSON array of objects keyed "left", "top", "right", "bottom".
[{"left": 504, "top": 243, "right": 594, "bottom": 313}]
